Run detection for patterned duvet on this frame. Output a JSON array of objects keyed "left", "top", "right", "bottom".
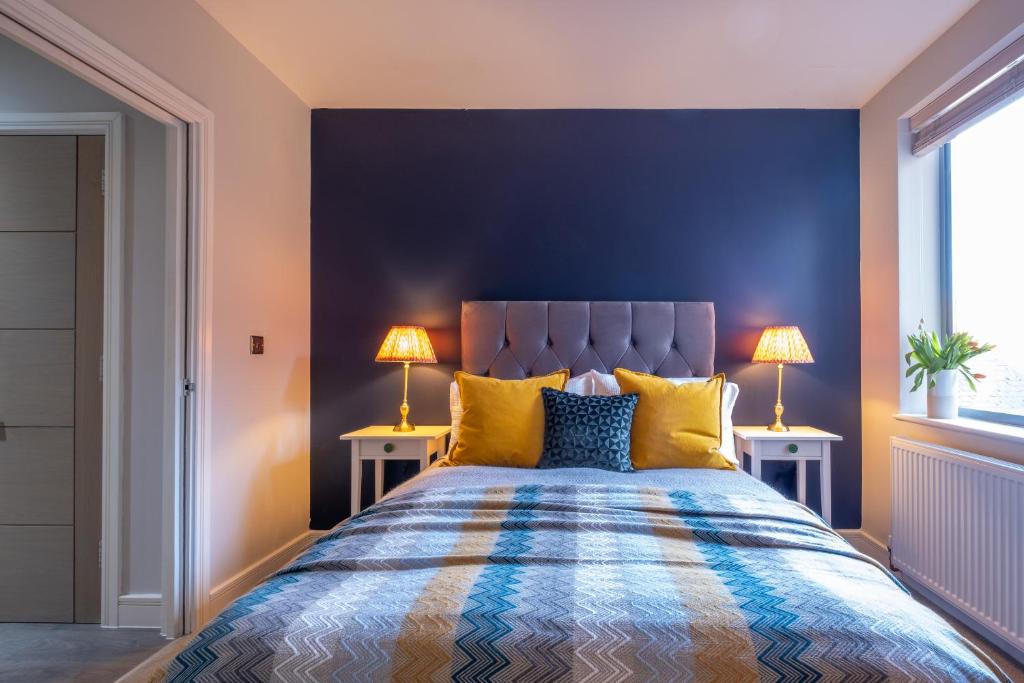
[{"left": 163, "top": 465, "right": 1007, "bottom": 682}]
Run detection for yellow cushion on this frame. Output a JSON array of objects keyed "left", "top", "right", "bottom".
[
  {"left": 448, "top": 369, "right": 570, "bottom": 468},
  {"left": 614, "top": 369, "right": 733, "bottom": 470}
]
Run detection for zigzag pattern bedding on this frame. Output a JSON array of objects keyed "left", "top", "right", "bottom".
[{"left": 163, "top": 466, "right": 1006, "bottom": 682}]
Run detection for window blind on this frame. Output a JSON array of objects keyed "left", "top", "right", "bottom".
[{"left": 911, "top": 34, "right": 1024, "bottom": 156}]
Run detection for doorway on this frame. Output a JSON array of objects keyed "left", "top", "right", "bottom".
[
  {"left": 0, "top": 30, "right": 196, "bottom": 638},
  {"left": 0, "top": 0, "right": 213, "bottom": 638},
  {"left": 0, "top": 134, "right": 103, "bottom": 623}
]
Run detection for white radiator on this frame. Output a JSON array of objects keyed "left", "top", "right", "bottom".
[{"left": 891, "top": 437, "right": 1024, "bottom": 656}]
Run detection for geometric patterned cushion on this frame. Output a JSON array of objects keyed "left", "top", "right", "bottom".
[{"left": 537, "top": 388, "right": 639, "bottom": 472}]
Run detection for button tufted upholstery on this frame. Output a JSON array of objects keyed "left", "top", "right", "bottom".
[{"left": 461, "top": 301, "right": 715, "bottom": 379}]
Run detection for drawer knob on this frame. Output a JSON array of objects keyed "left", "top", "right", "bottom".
[
  {"left": 383, "top": 442, "right": 395, "bottom": 453},
  {"left": 787, "top": 443, "right": 799, "bottom": 454}
]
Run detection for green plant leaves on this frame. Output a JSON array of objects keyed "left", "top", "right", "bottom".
[{"left": 903, "top": 329, "right": 993, "bottom": 392}]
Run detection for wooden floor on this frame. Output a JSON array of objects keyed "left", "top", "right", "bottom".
[{"left": 0, "top": 623, "right": 167, "bottom": 683}]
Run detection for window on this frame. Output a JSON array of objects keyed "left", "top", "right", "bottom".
[{"left": 942, "top": 94, "right": 1024, "bottom": 425}]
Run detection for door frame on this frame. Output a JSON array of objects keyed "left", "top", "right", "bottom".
[
  {"left": 0, "top": 0, "right": 214, "bottom": 636},
  {"left": 0, "top": 113, "right": 125, "bottom": 626}
]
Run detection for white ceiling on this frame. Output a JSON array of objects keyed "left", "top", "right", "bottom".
[{"left": 196, "top": 0, "right": 979, "bottom": 109}]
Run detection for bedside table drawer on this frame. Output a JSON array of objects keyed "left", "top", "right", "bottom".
[
  {"left": 358, "top": 439, "right": 422, "bottom": 458},
  {"left": 758, "top": 440, "right": 822, "bottom": 459}
]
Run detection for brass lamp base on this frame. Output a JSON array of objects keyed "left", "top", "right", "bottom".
[
  {"left": 767, "top": 407, "right": 790, "bottom": 432},
  {"left": 393, "top": 362, "right": 416, "bottom": 432},
  {"left": 393, "top": 415, "right": 415, "bottom": 432},
  {"left": 767, "top": 363, "right": 790, "bottom": 431}
]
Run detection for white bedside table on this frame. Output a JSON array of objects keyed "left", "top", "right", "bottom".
[
  {"left": 733, "top": 426, "right": 842, "bottom": 524},
  {"left": 339, "top": 425, "right": 451, "bottom": 516}
]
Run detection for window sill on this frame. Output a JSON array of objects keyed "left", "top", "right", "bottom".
[{"left": 894, "top": 413, "right": 1024, "bottom": 446}]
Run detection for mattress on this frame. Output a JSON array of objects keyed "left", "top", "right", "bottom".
[{"left": 157, "top": 464, "right": 1008, "bottom": 682}]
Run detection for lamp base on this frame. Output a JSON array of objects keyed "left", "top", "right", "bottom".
[
  {"left": 767, "top": 395, "right": 789, "bottom": 432},
  {"left": 394, "top": 397, "right": 415, "bottom": 432}
]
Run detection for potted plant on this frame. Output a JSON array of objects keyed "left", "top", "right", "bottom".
[{"left": 905, "top": 329, "right": 994, "bottom": 419}]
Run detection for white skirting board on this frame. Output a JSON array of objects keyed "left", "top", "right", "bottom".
[
  {"left": 207, "top": 530, "right": 323, "bottom": 620},
  {"left": 117, "top": 593, "right": 162, "bottom": 629}
]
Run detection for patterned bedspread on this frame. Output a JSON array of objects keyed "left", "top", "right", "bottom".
[{"left": 162, "top": 466, "right": 1007, "bottom": 682}]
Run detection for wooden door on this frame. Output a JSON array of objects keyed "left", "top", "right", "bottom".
[{"left": 0, "top": 135, "right": 104, "bottom": 622}]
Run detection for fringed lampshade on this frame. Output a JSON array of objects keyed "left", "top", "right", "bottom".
[
  {"left": 375, "top": 326, "right": 437, "bottom": 364},
  {"left": 752, "top": 326, "right": 814, "bottom": 365}
]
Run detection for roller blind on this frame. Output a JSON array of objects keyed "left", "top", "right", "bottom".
[{"left": 911, "top": 34, "right": 1024, "bottom": 156}]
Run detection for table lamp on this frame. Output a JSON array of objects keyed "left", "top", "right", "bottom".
[
  {"left": 752, "top": 325, "right": 814, "bottom": 432},
  {"left": 375, "top": 325, "right": 437, "bottom": 432}
]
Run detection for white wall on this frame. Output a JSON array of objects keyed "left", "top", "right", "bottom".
[
  {"left": 0, "top": 34, "right": 168, "bottom": 599},
  {"left": 195, "top": 0, "right": 977, "bottom": 109},
  {"left": 860, "top": 0, "right": 1024, "bottom": 545},
  {"left": 46, "top": 0, "right": 312, "bottom": 609}
]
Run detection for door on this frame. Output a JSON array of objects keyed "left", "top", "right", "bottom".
[{"left": 0, "top": 135, "right": 104, "bottom": 622}]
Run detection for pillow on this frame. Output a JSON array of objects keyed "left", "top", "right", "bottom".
[
  {"left": 589, "top": 370, "right": 740, "bottom": 466},
  {"left": 564, "top": 373, "right": 595, "bottom": 396},
  {"left": 447, "top": 373, "right": 590, "bottom": 455},
  {"left": 447, "top": 369, "right": 570, "bottom": 468},
  {"left": 614, "top": 369, "right": 733, "bottom": 470},
  {"left": 537, "top": 388, "right": 639, "bottom": 472}
]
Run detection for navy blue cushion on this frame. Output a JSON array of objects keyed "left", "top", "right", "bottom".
[{"left": 538, "top": 388, "right": 639, "bottom": 472}]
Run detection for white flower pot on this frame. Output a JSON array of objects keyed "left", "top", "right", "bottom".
[{"left": 927, "top": 369, "right": 958, "bottom": 419}]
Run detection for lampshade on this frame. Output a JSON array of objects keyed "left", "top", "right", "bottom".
[
  {"left": 752, "top": 325, "right": 814, "bottom": 364},
  {"left": 375, "top": 326, "right": 437, "bottom": 364}
]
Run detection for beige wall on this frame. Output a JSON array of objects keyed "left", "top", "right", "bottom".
[
  {"left": 48, "top": 0, "right": 311, "bottom": 597},
  {"left": 0, "top": 34, "right": 169, "bottom": 598},
  {"left": 860, "top": 0, "right": 1024, "bottom": 546}
]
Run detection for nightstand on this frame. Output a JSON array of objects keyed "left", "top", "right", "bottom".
[
  {"left": 733, "top": 426, "right": 842, "bottom": 524},
  {"left": 339, "top": 425, "right": 451, "bottom": 516}
]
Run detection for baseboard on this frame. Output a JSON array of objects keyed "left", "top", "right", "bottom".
[
  {"left": 117, "top": 593, "right": 162, "bottom": 629},
  {"left": 207, "top": 530, "right": 320, "bottom": 618}
]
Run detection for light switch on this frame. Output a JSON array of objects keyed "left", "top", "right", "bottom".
[{"left": 250, "top": 335, "right": 264, "bottom": 355}]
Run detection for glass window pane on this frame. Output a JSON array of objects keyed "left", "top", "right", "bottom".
[{"left": 949, "top": 95, "right": 1024, "bottom": 421}]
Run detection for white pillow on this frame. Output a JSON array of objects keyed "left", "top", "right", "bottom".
[
  {"left": 587, "top": 370, "right": 740, "bottom": 466},
  {"left": 447, "top": 373, "right": 592, "bottom": 455}
]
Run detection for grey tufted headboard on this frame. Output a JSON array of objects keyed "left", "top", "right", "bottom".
[{"left": 461, "top": 301, "right": 715, "bottom": 379}]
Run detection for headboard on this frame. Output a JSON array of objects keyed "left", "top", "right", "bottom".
[{"left": 461, "top": 301, "right": 715, "bottom": 379}]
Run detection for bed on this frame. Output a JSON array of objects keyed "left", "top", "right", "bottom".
[{"left": 155, "top": 301, "right": 1008, "bottom": 682}]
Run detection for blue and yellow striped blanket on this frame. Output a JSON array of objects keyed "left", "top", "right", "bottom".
[{"left": 164, "top": 466, "right": 1006, "bottom": 681}]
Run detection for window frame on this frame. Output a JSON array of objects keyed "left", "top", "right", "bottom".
[{"left": 940, "top": 142, "right": 1024, "bottom": 427}]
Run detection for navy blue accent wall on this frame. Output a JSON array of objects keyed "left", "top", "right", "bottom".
[{"left": 311, "top": 109, "right": 861, "bottom": 529}]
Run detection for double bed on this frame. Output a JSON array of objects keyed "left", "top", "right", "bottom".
[{"left": 155, "top": 302, "right": 1008, "bottom": 682}]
